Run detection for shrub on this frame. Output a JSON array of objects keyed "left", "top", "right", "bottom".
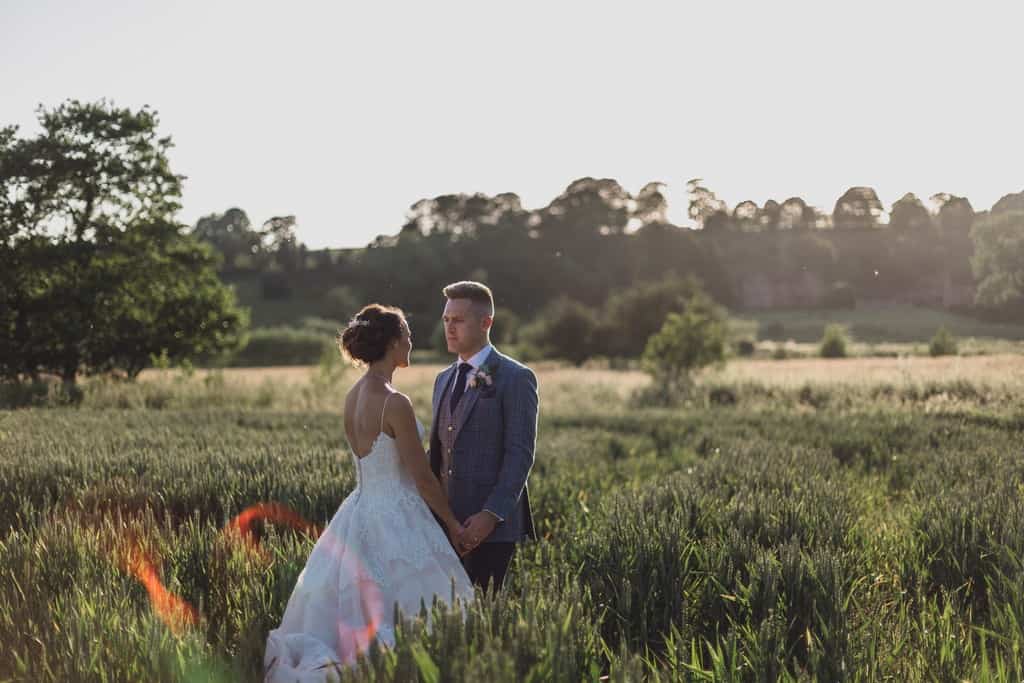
[
  {"left": 641, "top": 290, "right": 727, "bottom": 398},
  {"left": 819, "top": 324, "right": 848, "bottom": 358},
  {"left": 600, "top": 275, "right": 703, "bottom": 357},
  {"left": 735, "top": 339, "right": 756, "bottom": 357},
  {"left": 230, "top": 327, "right": 333, "bottom": 366},
  {"left": 519, "top": 297, "right": 599, "bottom": 366},
  {"left": 928, "top": 326, "right": 959, "bottom": 357}
]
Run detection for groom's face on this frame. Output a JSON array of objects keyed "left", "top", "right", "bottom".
[{"left": 442, "top": 298, "right": 490, "bottom": 356}]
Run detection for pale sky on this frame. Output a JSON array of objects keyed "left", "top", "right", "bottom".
[{"left": 3, "top": 1, "right": 1022, "bottom": 248}]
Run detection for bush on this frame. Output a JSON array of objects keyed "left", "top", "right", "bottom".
[
  {"left": 519, "top": 297, "right": 599, "bottom": 366},
  {"left": 928, "top": 326, "right": 959, "bottom": 357},
  {"left": 297, "top": 317, "right": 344, "bottom": 338},
  {"left": 230, "top": 327, "right": 333, "bottom": 366},
  {"left": 489, "top": 307, "right": 521, "bottom": 346},
  {"left": 735, "top": 339, "right": 756, "bottom": 357},
  {"left": 819, "top": 324, "right": 849, "bottom": 358},
  {"left": 600, "top": 275, "right": 703, "bottom": 357},
  {"left": 641, "top": 289, "right": 727, "bottom": 397}
]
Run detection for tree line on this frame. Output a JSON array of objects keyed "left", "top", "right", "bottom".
[
  {"left": 3, "top": 99, "right": 1024, "bottom": 383},
  {"left": 195, "top": 179, "right": 1024, "bottom": 354}
]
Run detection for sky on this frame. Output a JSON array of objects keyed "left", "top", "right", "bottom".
[{"left": 3, "top": 1, "right": 1023, "bottom": 248}]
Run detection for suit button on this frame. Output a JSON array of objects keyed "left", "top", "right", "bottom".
[
  {"left": 448, "top": 425, "right": 453, "bottom": 432},
  {"left": 447, "top": 468, "right": 453, "bottom": 476}
]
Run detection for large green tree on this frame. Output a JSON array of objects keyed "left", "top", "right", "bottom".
[
  {"left": 0, "top": 100, "right": 246, "bottom": 386},
  {"left": 971, "top": 210, "right": 1024, "bottom": 308}
]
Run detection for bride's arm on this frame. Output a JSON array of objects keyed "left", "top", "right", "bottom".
[{"left": 388, "top": 394, "right": 462, "bottom": 533}]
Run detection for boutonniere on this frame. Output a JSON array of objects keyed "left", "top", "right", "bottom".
[{"left": 467, "top": 363, "right": 496, "bottom": 390}]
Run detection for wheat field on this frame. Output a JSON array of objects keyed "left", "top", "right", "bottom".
[{"left": 4, "top": 355, "right": 1024, "bottom": 680}]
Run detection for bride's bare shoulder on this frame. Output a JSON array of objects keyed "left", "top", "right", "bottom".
[{"left": 343, "top": 378, "right": 361, "bottom": 405}]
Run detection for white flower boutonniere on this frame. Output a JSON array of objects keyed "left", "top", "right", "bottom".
[{"left": 467, "top": 365, "right": 496, "bottom": 390}]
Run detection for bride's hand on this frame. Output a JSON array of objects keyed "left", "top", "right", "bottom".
[{"left": 448, "top": 522, "right": 469, "bottom": 556}]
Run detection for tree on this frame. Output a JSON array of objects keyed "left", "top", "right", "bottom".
[
  {"left": 970, "top": 210, "right": 1024, "bottom": 307},
  {"left": 889, "top": 193, "right": 932, "bottom": 231},
  {"left": 191, "top": 207, "right": 263, "bottom": 270},
  {"left": 640, "top": 289, "right": 727, "bottom": 396},
  {"left": 600, "top": 275, "right": 703, "bottom": 357},
  {"left": 0, "top": 100, "right": 246, "bottom": 386},
  {"left": 733, "top": 200, "right": 760, "bottom": 232},
  {"left": 779, "top": 197, "right": 816, "bottom": 231},
  {"left": 991, "top": 190, "right": 1024, "bottom": 215},
  {"left": 931, "top": 194, "right": 974, "bottom": 235},
  {"left": 403, "top": 193, "right": 490, "bottom": 239},
  {"left": 1, "top": 100, "right": 183, "bottom": 242},
  {"left": 261, "top": 214, "right": 303, "bottom": 271},
  {"left": 759, "top": 199, "right": 782, "bottom": 231},
  {"left": 778, "top": 196, "right": 811, "bottom": 231},
  {"left": 541, "top": 177, "right": 632, "bottom": 237},
  {"left": 833, "top": 187, "right": 884, "bottom": 230},
  {"left": 633, "top": 181, "right": 669, "bottom": 226},
  {"left": 703, "top": 210, "right": 734, "bottom": 233},
  {"left": 687, "top": 178, "right": 728, "bottom": 230},
  {"left": 519, "top": 297, "right": 599, "bottom": 365}
]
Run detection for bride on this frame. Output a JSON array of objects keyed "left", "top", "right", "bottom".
[{"left": 264, "top": 304, "right": 475, "bottom": 681}]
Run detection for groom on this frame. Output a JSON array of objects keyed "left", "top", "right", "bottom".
[{"left": 429, "top": 281, "right": 538, "bottom": 591}]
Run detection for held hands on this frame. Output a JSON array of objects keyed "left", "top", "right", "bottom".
[
  {"left": 447, "top": 521, "right": 469, "bottom": 556},
  {"left": 456, "top": 511, "right": 498, "bottom": 555}
]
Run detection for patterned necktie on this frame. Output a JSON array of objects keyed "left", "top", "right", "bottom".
[{"left": 450, "top": 362, "right": 472, "bottom": 414}]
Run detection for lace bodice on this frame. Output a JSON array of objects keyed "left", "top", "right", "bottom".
[{"left": 350, "top": 418, "right": 426, "bottom": 491}]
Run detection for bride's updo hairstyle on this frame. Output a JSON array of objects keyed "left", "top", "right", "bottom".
[{"left": 338, "top": 304, "right": 406, "bottom": 365}]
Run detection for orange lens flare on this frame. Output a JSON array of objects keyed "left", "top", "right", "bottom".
[
  {"left": 121, "top": 544, "right": 198, "bottom": 634},
  {"left": 117, "top": 501, "right": 322, "bottom": 632},
  {"left": 105, "top": 499, "right": 384, "bottom": 662},
  {"left": 227, "top": 502, "right": 323, "bottom": 547}
]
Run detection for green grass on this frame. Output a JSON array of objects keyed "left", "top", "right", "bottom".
[
  {"left": 3, "top": 372, "right": 1024, "bottom": 680},
  {"left": 740, "top": 305, "right": 1024, "bottom": 344}
]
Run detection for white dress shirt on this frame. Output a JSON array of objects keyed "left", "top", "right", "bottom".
[{"left": 460, "top": 343, "right": 494, "bottom": 382}]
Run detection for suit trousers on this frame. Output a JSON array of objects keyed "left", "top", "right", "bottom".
[{"left": 461, "top": 542, "right": 516, "bottom": 592}]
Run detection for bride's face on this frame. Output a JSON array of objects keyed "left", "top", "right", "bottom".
[{"left": 392, "top": 319, "right": 412, "bottom": 368}]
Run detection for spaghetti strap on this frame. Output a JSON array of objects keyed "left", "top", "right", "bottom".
[{"left": 379, "top": 392, "right": 392, "bottom": 435}]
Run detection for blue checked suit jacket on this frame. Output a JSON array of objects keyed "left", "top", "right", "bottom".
[{"left": 429, "top": 347, "right": 538, "bottom": 543}]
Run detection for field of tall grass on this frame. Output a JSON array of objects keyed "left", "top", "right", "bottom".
[
  {"left": 3, "top": 357, "right": 1024, "bottom": 680},
  {"left": 742, "top": 305, "right": 1024, "bottom": 344}
]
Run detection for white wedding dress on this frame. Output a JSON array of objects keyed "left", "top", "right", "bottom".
[{"left": 264, "top": 400, "right": 474, "bottom": 681}]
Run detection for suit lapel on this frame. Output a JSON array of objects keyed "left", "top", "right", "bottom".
[
  {"left": 452, "top": 347, "right": 501, "bottom": 444},
  {"left": 431, "top": 363, "right": 456, "bottom": 442}
]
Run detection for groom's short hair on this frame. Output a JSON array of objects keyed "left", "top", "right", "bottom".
[{"left": 443, "top": 281, "right": 495, "bottom": 318}]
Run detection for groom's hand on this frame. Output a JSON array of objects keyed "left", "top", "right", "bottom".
[{"left": 461, "top": 512, "right": 498, "bottom": 553}]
